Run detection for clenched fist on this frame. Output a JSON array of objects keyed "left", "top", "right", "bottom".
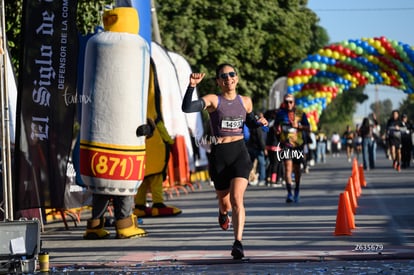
[{"left": 189, "top": 73, "right": 206, "bottom": 87}]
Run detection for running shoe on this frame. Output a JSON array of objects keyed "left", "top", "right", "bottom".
[
  {"left": 286, "top": 194, "right": 294, "bottom": 203},
  {"left": 218, "top": 212, "right": 230, "bottom": 231},
  {"left": 231, "top": 240, "right": 245, "bottom": 260},
  {"left": 294, "top": 190, "right": 300, "bottom": 203}
]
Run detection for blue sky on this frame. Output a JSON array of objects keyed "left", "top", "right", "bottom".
[{"left": 307, "top": 0, "right": 414, "bottom": 120}]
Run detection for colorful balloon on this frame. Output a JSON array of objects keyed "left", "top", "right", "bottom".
[{"left": 286, "top": 37, "right": 414, "bottom": 130}]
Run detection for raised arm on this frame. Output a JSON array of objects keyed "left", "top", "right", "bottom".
[{"left": 181, "top": 73, "right": 207, "bottom": 113}]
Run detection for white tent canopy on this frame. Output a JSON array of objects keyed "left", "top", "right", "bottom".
[
  {"left": 167, "top": 51, "right": 208, "bottom": 168},
  {"left": 151, "top": 42, "right": 209, "bottom": 171}
]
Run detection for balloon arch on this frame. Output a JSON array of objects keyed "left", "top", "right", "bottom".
[{"left": 286, "top": 36, "right": 414, "bottom": 131}]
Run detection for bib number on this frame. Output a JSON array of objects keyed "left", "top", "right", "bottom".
[{"left": 221, "top": 117, "right": 243, "bottom": 130}]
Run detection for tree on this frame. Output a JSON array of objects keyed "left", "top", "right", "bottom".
[
  {"left": 369, "top": 98, "right": 392, "bottom": 134},
  {"left": 4, "top": 1, "right": 23, "bottom": 74},
  {"left": 6, "top": 0, "right": 328, "bottom": 110},
  {"left": 319, "top": 86, "right": 367, "bottom": 136},
  {"left": 398, "top": 97, "right": 414, "bottom": 122},
  {"left": 156, "top": 0, "right": 328, "bottom": 109}
]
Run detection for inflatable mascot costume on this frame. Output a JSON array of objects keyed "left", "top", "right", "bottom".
[
  {"left": 133, "top": 60, "right": 182, "bottom": 218},
  {"left": 80, "top": 7, "right": 150, "bottom": 239}
]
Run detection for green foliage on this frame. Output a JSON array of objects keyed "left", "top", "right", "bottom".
[
  {"left": 369, "top": 98, "right": 393, "bottom": 134},
  {"left": 6, "top": 0, "right": 329, "bottom": 113},
  {"left": 319, "top": 87, "right": 367, "bottom": 135},
  {"left": 5, "top": 0, "right": 412, "bottom": 142},
  {"left": 156, "top": 0, "right": 327, "bottom": 109},
  {"left": 76, "top": 0, "right": 115, "bottom": 35},
  {"left": 4, "top": 1, "right": 23, "bottom": 74},
  {"left": 399, "top": 97, "right": 414, "bottom": 122}
]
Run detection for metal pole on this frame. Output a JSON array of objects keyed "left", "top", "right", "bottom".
[
  {"left": 0, "top": 0, "right": 14, "bottom": 221},
  {"left": 151, "top": 0, "right": 162, "bottom": 44}
]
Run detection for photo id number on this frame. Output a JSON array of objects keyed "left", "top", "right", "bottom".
[{"left": 353, "top": 243, "right": 383, "bottom": 252}]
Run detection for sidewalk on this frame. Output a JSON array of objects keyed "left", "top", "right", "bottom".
[{"left": 40, "top": 151, "right": 414, "bottom": 274}]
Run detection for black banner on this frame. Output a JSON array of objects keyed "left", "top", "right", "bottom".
[{"left": 14, "top": 0, "right": 79, "bottom": 210}]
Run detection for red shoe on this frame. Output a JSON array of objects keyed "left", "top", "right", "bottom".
[
  {"left": 151, "top": 203, "right": 182, "bottom": 217},
  {"left": 397, "top": 164, "right": 401, "bottom": 172},
  {"left": 134, "top": 203, "right": 182, "bottom": 217},
  {"left": 218, "top": 212, "right": 231, "bottom": 231},
  {"left": 133, "top": 206, "right": 153, "bottom": 218}
]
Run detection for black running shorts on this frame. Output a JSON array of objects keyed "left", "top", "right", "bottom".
[
  {"left": 388, "top": 137, "right": 402, "bottom": 148},
  {"left": 208, "top": 139, "right": 252, "bottom": 191}
]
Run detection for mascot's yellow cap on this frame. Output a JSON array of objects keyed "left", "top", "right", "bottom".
[{"left": 103, "top": 7, "right": 139, "bottom": 34}]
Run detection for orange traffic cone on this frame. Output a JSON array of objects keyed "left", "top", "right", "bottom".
[
  {"left": 334, "top": 192, "right": 352, "bottom": 236},
  {"left": 358, "top": 164, "right": 367, "bottom": 187},
  {"left": 353, "top": 157, "right": 359, "bottom": 169},
  {"left": 345, "top": 176, "right": 358, "bottom": 214},
  {"left": 343, "top": 191, "right": 355, "bottom": 229},
  {"left": 352, "top": 169, "right": 361, "bottom": 197}
]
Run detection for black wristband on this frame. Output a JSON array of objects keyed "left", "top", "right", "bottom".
[{"left": 245, "top": 112, "right": 259, "bottom": 128}]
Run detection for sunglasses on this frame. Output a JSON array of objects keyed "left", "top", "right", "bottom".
[
  {"left": 219, "top": 72, "right": 237, "bottom": 79},
  {"left": 284, "top": 100, "right": 294, "bottom": 104}
]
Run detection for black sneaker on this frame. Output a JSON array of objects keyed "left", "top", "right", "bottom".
[
  {"left": 231, "top": 240, "right": 244, "bottom": 260},
  {"left": 286, "top": 194, "right": 294, "bottom": 203},
  {"left": 218, "top": 212, "right": 230, "bottom": 231}
]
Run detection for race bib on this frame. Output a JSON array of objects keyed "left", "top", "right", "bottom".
[{"left": 221, "top": 117, "right": 243, "bottom": 130}]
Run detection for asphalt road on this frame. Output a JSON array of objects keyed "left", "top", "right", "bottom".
[{"left": 38, "top": 149, "right": 414, "bottom": 274}]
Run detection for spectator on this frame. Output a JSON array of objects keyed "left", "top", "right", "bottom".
[
  {"left": 386, "top": 110, "right": 403, "bottom": 171},
  {"left": 331, "top": 131, "right": 341, "bottom": 157},
  {"left": 316, "top": 127, "right": 327, "bottom": 163},
  {"left": 354, "top": 123, "right": 363, "bottom": 162},
  {"left": 265, "top": 119, "right": 284, "bottom": 186},
  {"left": 400, "top": 114, "right": 413, "bottom": 169},
  {"left": 359, "top": 114, "right": 378, "bottom": 170},
  {"left": 246, "top": 119, "right": 267, "bottom": 186},
  {"left": 343, "top": 125, "right": 355, "bottom": 162},
  {"left": 307, "top": 131, "right": 317, "bottom": 167}
]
